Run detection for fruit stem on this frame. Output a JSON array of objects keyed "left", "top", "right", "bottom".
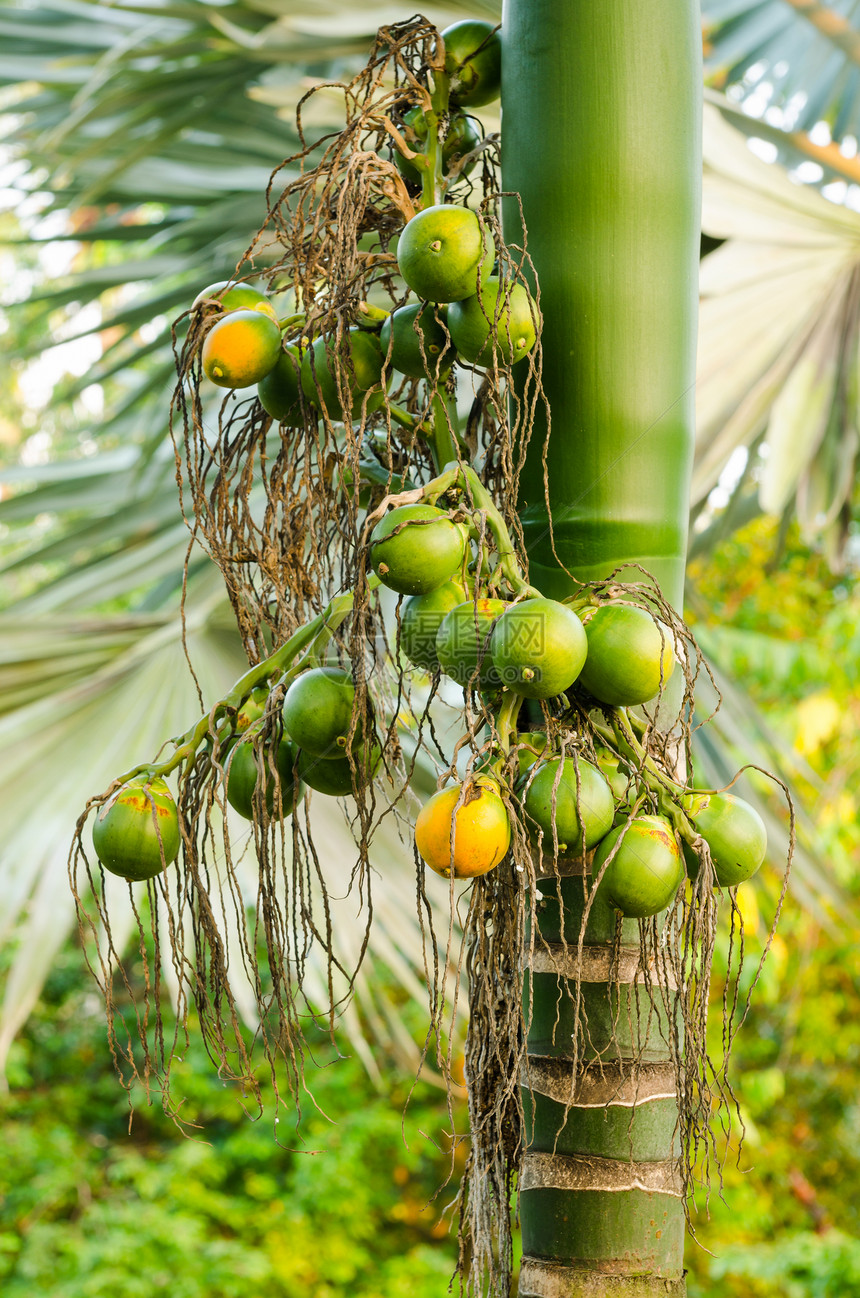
[
  {"left": 426, "top": 392, "right": 460, "bottom": 471},
  {"left": 387, "top": 402, "right": 420, "bottom": 431},
  {"left": 563, "top": 592, "right": 601, "bottom": 615},
  {"left": 592, "top": 712, "right": 700, "bottom": 834},
  {"left": 625, "top": 709, "right": 648, "bottom": 739},
  {"left": 356, "top": 301, "right": 390, "bottom": 326},
  {"left": 420, "top": 113, "right": 440, "bottom": 208},
  {"left": 606, "top": 710, "right": 684, "bottom": 800},
  {"left": 420, "top": 55, "right": 451, "bottom": 208},
  {"left": 663, "top": 795, "right": 699, "bottom": 846},
  {"left": 113, "top": 580, "right": 380, "bottom": 785},
  {"left": 494, "top": 689, "right": 524, "bottom": 755},
  {"left": 298, "top": 585, "right": 363, "bottom": 669},
  {"left": 458, "top": 464, "right": 541, "bottom": 597},
  {"left": 417, "top": 459, "right": 539, "bottom": 596}
]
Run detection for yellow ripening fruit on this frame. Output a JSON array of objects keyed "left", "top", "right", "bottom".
[
  {"left": 415, "top": 779, "right": 511, "bottom": 878},
  {"left": 201, "top": 310, "right": 282, "bottom": 389}
]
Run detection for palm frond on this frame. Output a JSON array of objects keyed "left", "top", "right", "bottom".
[
  {"left": 697, "top": 99, "right": 860, "bottom": 563},
  {"left": 702, "top": 0, "right": 860, "bottom": 145}
]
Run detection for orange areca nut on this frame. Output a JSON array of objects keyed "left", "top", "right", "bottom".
[
  {"left": 201, "top": 309, "right": 282, "bottom": 389},
  {"left": 414, "top": 778, "right": 511, "bottom": 879}
]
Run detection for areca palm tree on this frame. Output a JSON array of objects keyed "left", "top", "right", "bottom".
[{"left": 1, "top": 0, "right": 859, "bottom": 1291}]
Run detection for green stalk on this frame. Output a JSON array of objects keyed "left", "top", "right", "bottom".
[
  {"left": 115, "top": 581, "right": 378, "bottom": 785},
  {"left": 417, "top": 460, "right": 540, "bottom": 595},
  {"left": 427, "top": 392, "right": 460, "bottom": 471},
  {"left": 494, "top": 688, "right": 524, "bottom": 756},
  {"left": 419, "top": 57, "right": 451, "bottom": 209},
  {"left": 420, "top": 104, "right": 441, "bottom": 208},
  {"left": 501, "top": 1, "right": 701, "bottom": 1293}
]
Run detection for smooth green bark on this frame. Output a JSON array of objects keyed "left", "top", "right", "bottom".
[
  {"left": 501, "top": 0, "right": 701, "bottom": 1292},
  {"left": 502, "top": 0, "right": 701, "bottom": 611},
  {"left": 521, "top": 1189, "right": 685, "bottom": 1273},
  {"left": 524, "top": 972, "right": 679, "bottom": 1065},
  {"left": 521, "top": 1089, "right": 680, "bottom": 1162}
]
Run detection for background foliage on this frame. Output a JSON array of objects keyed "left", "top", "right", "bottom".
[
  {"left": 682, "top": 516, "right": 860, "bottom": 1296},
  {"left": 0, "top": 947, "right": 464, "bottom": 1298}
]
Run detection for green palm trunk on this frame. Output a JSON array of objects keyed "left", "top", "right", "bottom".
[{"left": 501, "top": 1, "right": 701, "bottom": 1292}]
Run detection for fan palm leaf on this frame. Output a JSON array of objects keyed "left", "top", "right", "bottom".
[
  {"left": 702, "top": 0, "right": 860, "bottom": 145},
  {"left": 698, "top": 97, "right": 860, "bottom": 564}
]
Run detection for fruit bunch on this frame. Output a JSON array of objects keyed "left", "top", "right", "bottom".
[
  {"left": 92, "top": 445, "right": 767, "bottom": 913},
  {"left": 191, "top": 214, "right": 536, "bottom": 422},
  {"left": 89, "top": 17, "right": 768, "bottom": 919},
  {"left": 184, "top": 20, "right": 534, "bottom": 445},
  {"left": 363, "top": 466, "right": 767, "bottom": 904}
]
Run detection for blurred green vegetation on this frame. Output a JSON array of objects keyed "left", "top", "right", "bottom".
[
  {"left": 684, "top": 517, "right": 860, "bottom": 1297},
  {"left": 689, "top": 517, "right": 860, "bottom": 879},
  {"left": 0, "top": 946, "right": 463, "bottom": 1297}
]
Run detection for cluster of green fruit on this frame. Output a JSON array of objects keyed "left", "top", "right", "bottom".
[
  {"left": 515, "top": 749, "right": 767, "bottom": 916},
  {"left": 91, "top": 666, "right": 380, "bottom": 883},
  {"left": 392, "top": 18, "right": 500, "bottom": 185},
  {"left": 193, "top": 214, "right": 535, "bottom": 419},
  {"left": 90, "top": 483, "right": 768, "bottom": 917},
  {"left": 192, "top": 21, "right": 535, "bottom": 423},
  {"left": 415, "top": 757, "right": 767, "bottom": 919},
  {"left": 369, "top": 502, "right": 672, "bottom": 704},
  {"left": 367, "top": 499, "right": 768, "bottom": 910},
  {"left": 89, "top": 18, "right": 766, "bottom": 924},
  {"left": 289, "top": 193, "right": 535, "bottom": 415},
  {"left": 225, "top": 670, "right": 381, "bottom": 813}
]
